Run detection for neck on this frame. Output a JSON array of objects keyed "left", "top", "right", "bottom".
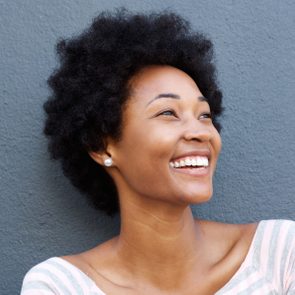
[{"left": 114, "top": 197, "right": 205, "bottom": 289}]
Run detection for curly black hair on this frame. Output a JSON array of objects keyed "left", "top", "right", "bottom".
[{"left": 44, "top": 9, "right": 223, "bottom": 216}]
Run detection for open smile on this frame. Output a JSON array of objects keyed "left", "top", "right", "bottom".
[
  {"left": 169, "top": 156, "right": 210, "bottom": 177},
  {"left": 169, "top": 156, "right": 209, "bottom": 168}
]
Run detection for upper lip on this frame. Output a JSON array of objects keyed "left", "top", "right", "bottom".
[{"left": 170, "top": 150, "right": 211, "bottom": 162}]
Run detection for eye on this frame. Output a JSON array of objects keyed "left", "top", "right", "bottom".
[
  {"left": 199, "top": 112, "right": 212, "bottom": 120},
  {"left": 158, "top": 109, "right": 177, "bottom": 117}
]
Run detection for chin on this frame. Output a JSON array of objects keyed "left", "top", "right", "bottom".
[{"left": 177, "top": 188, "right": 213, "bottom": 205}]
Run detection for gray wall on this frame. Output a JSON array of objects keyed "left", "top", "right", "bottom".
[{"left": 1, "top": 1, "right": 294, "bottom": 293}]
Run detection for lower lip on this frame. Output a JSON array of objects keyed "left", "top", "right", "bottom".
[{"left": 170, "top": 166, "right": 210, "bottom": 177}]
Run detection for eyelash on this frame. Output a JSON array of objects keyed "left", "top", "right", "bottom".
[
  {"left": 159, "top": 109, "right": 177, "bottom": 117},
  {"left": 200, "top": 112, "right": 212, "bottom": 119},
  {"left": 158, "top": 109, "right": 212, "bottom": 120}
]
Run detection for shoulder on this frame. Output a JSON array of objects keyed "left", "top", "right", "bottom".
[
  {"left": 203, "top": 219, "right": 295, "bottom": 258},
  {"left": 197, "top": 219, "right": 258, "bottom": 248},
  {"left": 247, "top": 219, "right": 295, "bottom": 293},
  {"left": 253, "top": 219, "right": 295, "bottom": 251},
  {"left": 195, "top": 219, "right": 258, "bottom": 267},
  {"left": 197, "top": 218, "right": 295, "bottom": 243},
  {"left": 205, "top": 219, "right": 295, "bottom": 294},
  {"left": 255, "top": 219, "right": 295, "bottom": 257},
  {"left": 246, "top": 219, "right": 295, "bottom": 268},
  {"left": 20, "top": 257, "right": 94, "bottom": 295}
]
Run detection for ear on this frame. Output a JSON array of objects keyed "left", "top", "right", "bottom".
[
  {"left": 88, "top": 137, "right": 116, "bottom": 167},
  {"left": 88, "top": 150, "right": 109, "bottom": 166}
]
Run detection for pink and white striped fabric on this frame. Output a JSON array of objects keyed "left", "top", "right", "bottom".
[
  {"left": 21, "top": 219, "right": 295, "bottom": 294},
  {"left": 215, "top": 219, "right": 295, "bottom": 294}
]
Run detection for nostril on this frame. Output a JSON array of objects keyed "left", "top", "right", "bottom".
[
  {"left": 191, "top": 137, "right": 203, "bottom": 142},
  {"left": 183, "top": 130, "right": 212, "bottom": 142}
]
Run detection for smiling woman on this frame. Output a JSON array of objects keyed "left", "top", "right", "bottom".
[
  {"left": 20, "top": 9, "right": 294, "bottom": 295},
  {"left": 112, "top": 65, "right": 222, "bottom": 207}
]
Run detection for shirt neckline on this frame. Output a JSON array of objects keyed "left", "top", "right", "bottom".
[{"left": 53, "top": 221, "right": 262, "bottom": 295}]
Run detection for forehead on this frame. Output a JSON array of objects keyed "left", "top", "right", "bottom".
[{"left": 127, "top": 65, "right": 202, "bottom": 104}]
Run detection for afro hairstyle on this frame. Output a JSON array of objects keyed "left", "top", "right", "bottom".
[{"left": 44, "top": 9, "right": 223, "bottom": 216}]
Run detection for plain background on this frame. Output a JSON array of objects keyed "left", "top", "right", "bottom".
[{"left": 1, "top": 1, "right": 295, "bottom": 293}]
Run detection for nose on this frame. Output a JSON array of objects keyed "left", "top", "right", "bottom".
[{"left": 182, "top": 121, "right": 212, "bottom": 142}]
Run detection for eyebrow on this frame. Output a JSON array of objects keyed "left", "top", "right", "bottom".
[{"left": 146, "top": 93, "right": 208, "bottom": 107}]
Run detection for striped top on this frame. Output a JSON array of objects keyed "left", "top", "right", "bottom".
[{"left": 21, "top": 219, "right": 295, "bottom": 294}]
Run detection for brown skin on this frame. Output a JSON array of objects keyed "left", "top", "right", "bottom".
[{"left": 63, "top": 66, "right": 258, "bottom": 294}]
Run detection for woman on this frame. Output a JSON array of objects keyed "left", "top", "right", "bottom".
[{"left": 21, "top": 10, "right": 294, "bottom": 294}]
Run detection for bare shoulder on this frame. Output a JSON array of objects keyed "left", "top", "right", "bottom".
[
  {"left": 197, "top": 219, "right": 258, "bottom": 238},
  {"left": 60, "top": 235, "right": 119, "bottom": 277},
  {"left": 195, "top": 219, "right": 258, "bottom": 262}
]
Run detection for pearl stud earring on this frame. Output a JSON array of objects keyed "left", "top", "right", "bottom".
[{"left": 104, "top": 157, "right": 113, "bottom": 167}]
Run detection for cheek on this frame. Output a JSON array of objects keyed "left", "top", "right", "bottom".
[
  {"left": 120, "top": 122, "right": 177, "bottom": 160},
  {"left": 209, "top": 129, "right": 222, "bottom": 175},
  {"left": 211, "top": 127, "right": 222, "bottom": 155},
  {"left": 115, "top": 126, "right": 177, "bottom": 190},
  {"left": 216, "top": 133, "right": 222, "bottom": 156}
]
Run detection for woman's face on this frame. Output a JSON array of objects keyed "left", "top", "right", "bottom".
[{"left": 109, "top": 65, "right": 222, "bottom": 207}]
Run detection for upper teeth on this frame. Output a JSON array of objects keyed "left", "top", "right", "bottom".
[{"left": 170, "top": 156, "right": 209, "bottom": 168}]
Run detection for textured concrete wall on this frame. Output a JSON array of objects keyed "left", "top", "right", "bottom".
[{"left": 1, "top": 1, "right": 294, "bottom": 293}]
